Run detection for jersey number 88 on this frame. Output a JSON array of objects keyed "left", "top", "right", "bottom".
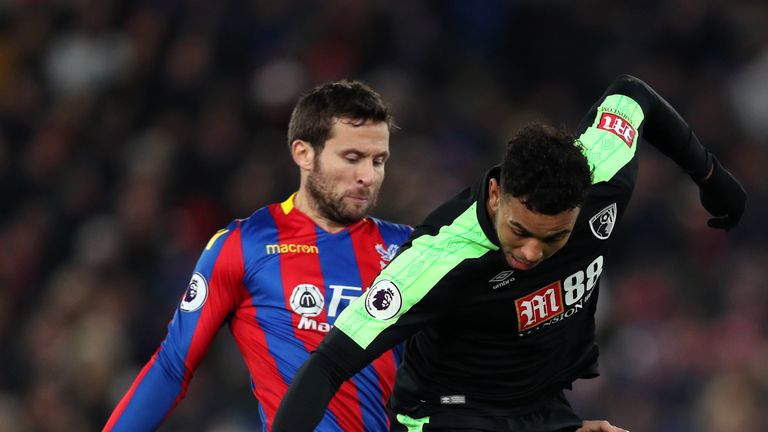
[{"left": 563, "top": 255, "right": 604, "bottom": 306}]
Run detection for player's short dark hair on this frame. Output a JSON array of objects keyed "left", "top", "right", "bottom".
[
  {"left": 500, "top": 123, "right": 593, "bottom": 214},
  {"left": 287, "top": 80, "right": 394, "bottom": 152}
]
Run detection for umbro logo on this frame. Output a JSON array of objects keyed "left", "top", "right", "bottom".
[
  {"left": 490, "top": 270, "right": 515, "bottom": 290},
  {"left": 439, "top": 395, "right": 466, "bottom": 405}
]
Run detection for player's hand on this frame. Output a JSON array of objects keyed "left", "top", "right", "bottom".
[
  {"left": 576, "top": 419, "right": 630, "bottom": 432},
  {"left": 695, "top": 155, "right": 746, "bottom": 231}
]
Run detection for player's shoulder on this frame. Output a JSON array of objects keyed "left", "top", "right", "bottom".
[
  {"left": 236, "top": 202, "right": 283, "bottom": 235},
  {"left": 208, "top": 203, "right": 286, "bottom": 271},
  {"left": 368, "top": 217, "right": 413, "bottom": 237},
  {"left": 368, "top": 216, "right": 411, "bottom": 231},
  {"left": 201, "top": 203, "right": 281, "bottom": 257}
]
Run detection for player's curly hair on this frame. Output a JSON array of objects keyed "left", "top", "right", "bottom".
[
  {"left": 288, "top": 80, "right": 394, "bottom": 153},
  {"left": 500, "top": 123, "right": 593, "bottom": 215}
]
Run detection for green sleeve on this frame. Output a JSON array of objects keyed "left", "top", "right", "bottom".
[
  {"left": 577, "top": 93, "right": 643, "bottom": 184},
  {"left": 335, "top": 203, "right": 497, "bottom": 349}
]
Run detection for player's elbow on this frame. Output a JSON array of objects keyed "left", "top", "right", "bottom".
[
  {"left": 604, "top": 74, "right": 659, "bottom": 108},
  {"left": 609, "top": 74, "right": 649, "bottom": 94},
  {"left": 154, "top": 347, "right": 192, "bottom": 384}
]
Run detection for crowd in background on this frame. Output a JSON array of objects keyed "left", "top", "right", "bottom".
[{"left": 0, "top": 1, "right": 767, "bottom": 431}]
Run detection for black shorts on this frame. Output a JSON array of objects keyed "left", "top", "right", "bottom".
[{"left": 389, "top": 391, "right": 582, "bottom": 432}]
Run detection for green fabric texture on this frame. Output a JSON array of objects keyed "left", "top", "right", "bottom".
[
  {"left": 395, "top": 413, "right": 431, "bottom": 431},
  {"left": 577, "top": 94, "right": 643, "bottom": 184},
  {"left": 335, "top": 203, "right": 496, "bottom": 349}
]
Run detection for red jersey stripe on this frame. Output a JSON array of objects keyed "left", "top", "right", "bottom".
[
  {"left": 103, "top": 351, "right": 159, "bottom": 431},
  {"left": 270, "top": 204, "right": 365, "bottom": 432},
  {"left": 184, "top": 222, "right": 246, "bottom": 372}
]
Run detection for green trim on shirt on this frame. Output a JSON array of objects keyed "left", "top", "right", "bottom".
[{"left": 335, "top": 202, "right": 496, "bottom": 349}]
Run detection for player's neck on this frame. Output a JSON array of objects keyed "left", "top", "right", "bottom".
[{"left": 293, "top": 189, "right": 349, "bottom": 234}]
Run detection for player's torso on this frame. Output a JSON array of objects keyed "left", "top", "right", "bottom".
[
  {"left": 398, "top": 180, "right": 633, "bottom": 410},
  {"left": 244, "top": 221, "right": 393, "bottom": 346},
  {"left": 232, "top": 203, "right": 407, "bottom": 431}
]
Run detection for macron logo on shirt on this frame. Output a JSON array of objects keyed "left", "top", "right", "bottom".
[{"left": 265, "top": 243, "right": 319, "bottom": 254}]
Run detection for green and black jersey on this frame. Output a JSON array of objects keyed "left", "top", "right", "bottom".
[{"left": 271, "top": 75, "right": 712, "bottom": 431}]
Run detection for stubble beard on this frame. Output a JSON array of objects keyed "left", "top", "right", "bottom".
[{"left": 306, "top": 164, "right": 377, "bottom": 227}]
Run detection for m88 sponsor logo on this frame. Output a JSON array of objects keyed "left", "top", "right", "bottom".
[{"left": 515, "top": 255, "right": 604, "bottom": 336}]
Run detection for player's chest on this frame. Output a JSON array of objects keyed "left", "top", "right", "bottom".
[
  {"left": 457, "top": 225, "right": 614, "bottom": 338},
  {"left": 442, "top": 194, "right": 625, "bottom": 339},
  {"left": 247, "top": 236, "right": 400, "bottom": 323}
]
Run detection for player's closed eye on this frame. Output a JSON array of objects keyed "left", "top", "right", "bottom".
[
  {"left": 512, "top": 229, "right": 529, "bottom": 238},
  {"left": 543, "top": 236, "right": 565, "bottom": 244}
]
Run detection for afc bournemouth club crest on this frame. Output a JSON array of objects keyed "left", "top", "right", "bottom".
[{"left": 589, "top": 203, "right": 617, "bottom": 240}]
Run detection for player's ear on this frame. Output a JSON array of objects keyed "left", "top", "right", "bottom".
[
  {"left": 291, "top": 140, "right": 315, "bottom": 170},
  {"left": 487, "top": 178, "right": 500, "bottom": 216}
]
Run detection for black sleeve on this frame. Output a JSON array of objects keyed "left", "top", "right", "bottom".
[
  {"left": 577, "top": 74, "right": 713, "bottom": 180},
  {"left": 271, "top": 329, "right": 380, "bottom": 431}
]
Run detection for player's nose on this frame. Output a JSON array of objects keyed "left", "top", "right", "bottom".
[
  {"left": 519, "top": 239, "right": 544, "bottom": 263},
  {"left": 356, "top": 159, "right": 375, "bottom": 186}
]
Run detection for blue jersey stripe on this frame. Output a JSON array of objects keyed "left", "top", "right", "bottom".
[
  {"left": 242, "top": 209, "right": 298, "bottom": 385},
  {"left": 316, "top": 228, "right": 363, "bottom": 325}
]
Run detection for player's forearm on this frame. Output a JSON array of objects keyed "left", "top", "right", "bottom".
[
  {"left": 103, "top": 351, "right": 185, "bottom": 431},
  {"left": 273, "top": 329, "right": 379, "bottom": 431},
  {"left": 607, "top": 74, "right": 712, "bottom": 178},
  {"left": 272, "top": 350, "right": 348, "bottom": 431}
]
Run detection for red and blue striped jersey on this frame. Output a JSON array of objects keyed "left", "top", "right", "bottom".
[{"left": 104, "top": 194, "right": 413, "bottom": 431}]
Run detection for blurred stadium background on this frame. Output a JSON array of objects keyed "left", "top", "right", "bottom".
[{"left": 1, "top": 1, "right": 767, "bottom": 431}]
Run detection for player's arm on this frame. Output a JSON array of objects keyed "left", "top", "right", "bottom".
[
  {"left": 271, "top": 327, "right": 388, "bottom": 431},
  {"left": 272, "top": 276, "right": 440, "bottom": 432},
  {"left": 272, "top": 250, "right": 460, "bottom": 432},
  {"left": 577, "top": 420, "right": 630, "bottom": 432},
  {"left": 103, "top": 222, "right": 245, "bottom": 432},
  {"left": 273, "top": 197, "right": 488, "bottom": 432},
  {"left": 577, "top": 74, "right": 746, "bottom": 230}
]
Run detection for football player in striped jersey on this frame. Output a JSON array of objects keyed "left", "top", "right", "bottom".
[{"left": 104, "top": 81, "right": 412, "bottom": 432}]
